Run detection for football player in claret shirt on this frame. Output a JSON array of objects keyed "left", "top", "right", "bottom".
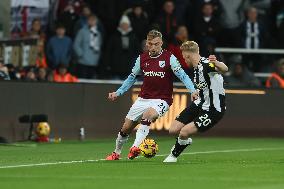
[
  {"left": 163, "top": 41, "right": 228, "bottom": 163},
  {"left": 106, "top": 30, "right": 199, "bottom": 160}
]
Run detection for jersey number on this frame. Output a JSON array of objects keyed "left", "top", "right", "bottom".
[{"left": 196, "top": 114, "right": 211, "bottom": 127}]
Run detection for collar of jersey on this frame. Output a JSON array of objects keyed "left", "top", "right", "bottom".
[
  {"left": 193, "top": 58, "right": 202, "bottom": 70},
  {"left": 149, "top": 50, "right": 163, "bottom": 58}
]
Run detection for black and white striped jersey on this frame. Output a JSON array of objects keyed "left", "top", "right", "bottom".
[{"left": 193, "top": 57, "right": 226, "bottom": 112}]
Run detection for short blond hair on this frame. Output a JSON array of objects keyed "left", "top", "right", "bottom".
[
  {"left": 147, "top": 30, "right": 163, "bottom": 40},
  {"left": 180, "top": 41, "right": 199, "bottom": 53}
]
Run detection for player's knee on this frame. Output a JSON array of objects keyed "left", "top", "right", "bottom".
[
  {"left": 142, "top": 109, "right": 158, "bottom": 121},
  {"left": 169, "top": 127, "right": 179, "bottom": 135}
]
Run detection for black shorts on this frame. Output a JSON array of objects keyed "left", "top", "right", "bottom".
[{"left": 175, "top": 103, "right": 225, "bottom": 132}]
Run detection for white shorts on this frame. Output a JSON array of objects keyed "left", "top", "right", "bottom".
[{"left": 126, "top": 97, "right": 170, "bottom": 121}]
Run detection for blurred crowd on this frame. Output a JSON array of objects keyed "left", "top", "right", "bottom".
[{"left": 0, "top": 0, "right": 284, "bottom": 88}]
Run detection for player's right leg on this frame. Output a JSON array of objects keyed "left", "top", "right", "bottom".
[
  {"left": 164, "top": 107, "right": 225, "bottom": 162},
  {"left": 163, "top": 103, "right": 200, "bottom": 163},
  {"left": 106, "top": 97, "right": 146, "bottom": 160},
  {"left": 163, "top": 122, "right": 197, "bottom": 162},
  {"left": 128, "top": 99, "right": 169, "bottom": 159},
  {"left": 106, "top": 118, "right": 138, "bottom": 160},
  {"left": 128, "top": 107, "right": 159, "bottom": 159}
]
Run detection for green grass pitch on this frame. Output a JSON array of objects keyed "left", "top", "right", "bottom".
[{"left": 0, "top": 137, "right": 284, "bottom": 189}]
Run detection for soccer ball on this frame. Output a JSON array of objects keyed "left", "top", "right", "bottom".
[
  {"left": 36, "top": 122, "right": 50, "bottom": 137},
  {"left": 139, "top": 138, "right": 159, "bottom": 158}
]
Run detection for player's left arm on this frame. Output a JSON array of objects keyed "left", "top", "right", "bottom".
[
  {"left": 208, "top": 55, "right": 228, "bottom": 74},
  {"left": 170, "top": 55, "right": 196, "bottom": 93},
  {"left": 108, "top": 56, "right": 141, "bottom": 101}
]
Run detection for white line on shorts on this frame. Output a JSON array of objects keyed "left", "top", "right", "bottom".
[{"left": 0, "top": 147, "right": 283, "bottom": 169}]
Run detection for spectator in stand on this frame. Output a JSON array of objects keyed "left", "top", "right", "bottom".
[
  {"left": 155, "top": 0, "right": 178, "bottom": 43},
  {"left": 46, "top": 24, "right": 72, "bottom": 69},
  {"left": 240, "top": 7, "right": 268, "bottom": 49},
  {"left": 73, "top": 14, "right": 103, "bottom": 79},
  {"left": 53, "top": 64, "right": 78, "bottom": 83},
  {"left": 36, "top": 39, "right": 48, "bottom": 68},
  {"left": 194, "top": 0, "right": 221, "bottom": 17},
  {"left": 74, "top": 5, "right": 105, "bottom": 42},
  {"left": 218, "top": 0, "right": 249, "bottom": 47},
  {"left": 25, "top": 19, "right": 48, "bottom": 68},
  {"left": 105, "top": 15, "right": 140, "bottom": 79},
  {"left": 127, "top": 3, "right": 149, "bottom": 43},
  {"left": 185, "top": 0, "right": 221, "bottom": 31},
  {"left": 5, "top": 64, "right": 20, "bottom": 80},
  {"left": 0, "top": 57, "right": 10, "bottom": 80},
  {"left": 56, "top": 0, "right": 84, "bottom": 17},
  {"left": 74, "top": 5, "right": 93, "bottom": 33},
  {"left": 249, "top": 0, "right": 271, "bottom": 26},
  {"left": 226, "top": 63, "right": 261, "bottom": 87},
  {"left": 167, "top": 25, "right": 190, "bottom": 68},
  {"left": 25, "top": 18, "right": 46, "bottom": 40},
  {"left": 266, "top": 59, "right": 284, "bottom": 88},
  {"left": 194, "top": 2, "right": 220, "bottom": 57},
  {"left": 240, "top": 7, "right": 269, "bottom": 71},
  {"left": 37, "top": 67, "right": 48, "bottom": 82},
  {"left": 57, "top": 2, "right": 80, "bottom": 38},
  {"left": 25, "top": 67, "right": 37, "bottom": 82}
]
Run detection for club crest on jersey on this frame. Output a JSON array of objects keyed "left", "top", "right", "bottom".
[{"left": 159, "top": 61, "right": 165, "bottom": 68}]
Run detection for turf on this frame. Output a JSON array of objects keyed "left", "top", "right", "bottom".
[{"left": 0, "top": 137, "right": 284, "bottom": 189}]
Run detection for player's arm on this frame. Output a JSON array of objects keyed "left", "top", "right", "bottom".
[
  {"left": 208, "top": 55, "right": 228, "bottom": 74},
  {"left": 108, "top": 56, "right": 141, "bottom": 101},
  {"left": 170, "top": 55, "right": 196, "bottom": 92}
]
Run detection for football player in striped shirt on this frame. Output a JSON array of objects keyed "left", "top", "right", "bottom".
[{"left": 164, "top": 41, "right": 228, "bottom": 163}]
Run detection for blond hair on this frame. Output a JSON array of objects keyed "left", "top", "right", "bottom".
[
  {"left": 147, "top": 30, "right": 163, "bottom": 40},
  {"left": 180, "top": 41, "right": 199, "bottom": 53}
]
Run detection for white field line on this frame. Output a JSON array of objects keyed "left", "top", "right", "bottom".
[{"left": 0, "top": 147, "right": 283, "bottom": 169}]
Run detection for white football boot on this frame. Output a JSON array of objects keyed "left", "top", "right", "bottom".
[
  {"left": 163, "top": 153, "right": 177, "bottom": 163},
  {"left": 163, "top": 146, "right": 177, "bottom": 163}
]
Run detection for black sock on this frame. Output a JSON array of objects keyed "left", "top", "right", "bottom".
[
  {"left": 171, "top": 138, "right": 190, "bottom": 158},
  {"left": 119, "top": 130, "right": 129, "bottom": 137}
]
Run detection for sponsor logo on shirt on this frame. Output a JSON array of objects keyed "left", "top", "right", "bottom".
[
  {"left": 196, "top": 81, "right": 208, "bottom": 89},
  {"left": 143, "top": 70, "right": 165, "bottom": 78}
]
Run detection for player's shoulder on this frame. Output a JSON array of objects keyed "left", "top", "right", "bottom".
[
  {"left": 162, "top": 49, "right": 174, "bottom": 58},
  {"left": 200, "top": 57, "right": 218, "bottom": 73},
  {"left": 140, "top": 51, "right": 148, "bottom": 59},
  {"left": 200, "top": 57, "right": 215, "bottom": 68},
  {"left": 200, "top": 57, "right": 210, "bottom": 64}
]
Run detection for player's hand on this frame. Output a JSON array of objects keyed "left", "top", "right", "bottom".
[
  {"left": 208, "top": 55, "right": 217, "bottom": 65},
  {"left": 108, "top": 92, "right": 118, "bottom": 101},
  {"left": 191, "top": 90, "right": 199, "bottom": 101}
]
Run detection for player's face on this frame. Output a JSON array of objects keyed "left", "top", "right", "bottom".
[
  {"left": 182, "top": 51, "right": 193, "bottom": 65},
  {"left": 146, "top": 37, "right": 163, "bottom": 57}
]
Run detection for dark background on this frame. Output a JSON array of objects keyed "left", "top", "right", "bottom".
[{"left": 0, "top": 81, "right": 283, "bottom": 142}]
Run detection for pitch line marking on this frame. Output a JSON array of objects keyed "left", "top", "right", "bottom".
[{"left": 0, "top": 147, "right": 283, "bottom": 169}]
